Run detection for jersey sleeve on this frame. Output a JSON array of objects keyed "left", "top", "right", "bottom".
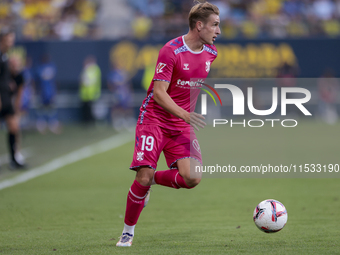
[{"left": 153, "top": 46, "right": 176, "bottom": 83}]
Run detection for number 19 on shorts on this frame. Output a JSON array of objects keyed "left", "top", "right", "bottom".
[{"left": 141, "top": 135, "right": 154, "bottom": 151}]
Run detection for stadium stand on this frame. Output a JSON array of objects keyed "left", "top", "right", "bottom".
[{"left": 1, "top": 0, "right": 340, "bottom": 40}]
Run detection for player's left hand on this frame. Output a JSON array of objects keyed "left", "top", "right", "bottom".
[{"left": 187, "top": 112, "right": 206, "bottom": 131}]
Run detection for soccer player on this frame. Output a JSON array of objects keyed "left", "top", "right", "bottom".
[
  {"left": 116, "top": 1, "right": 220, "bottom": 247},
  {"left": 35, "top": 54, "right": 61, "bottom": 134},
  {"left": 20, "top": 57, "right": 35, "bottom": 129},
  {"left": 79, "top": 55, "right": 101, "bottom": 125},
  {"left": 107, "top": 63, "right": 134, "bottom": 130},
  {"left": 0, "top": 29, "right": 25, "bottom": 169}
]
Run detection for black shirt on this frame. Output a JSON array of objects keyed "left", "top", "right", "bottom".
[
  {"left": 0, "top": 50, "right": 11, "bottom": 98},
  {"left": 11, "top": 72, "right": 24, "bottom": 96}
]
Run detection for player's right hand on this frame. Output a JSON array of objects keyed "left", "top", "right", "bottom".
[{"left": 185, "top": 112, "right": 206, "bottom": 131}]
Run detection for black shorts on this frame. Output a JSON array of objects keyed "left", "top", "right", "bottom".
[{"left": 0, "top": 97, "right": 14, "bottom": 119}]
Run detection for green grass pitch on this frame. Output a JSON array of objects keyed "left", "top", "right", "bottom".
[{"left": 0, "top": 122, "right": 339, "bottom": 254}]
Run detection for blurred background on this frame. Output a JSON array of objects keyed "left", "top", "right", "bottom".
[
  {"left": 3, "top": 0, "right": 340, "bottom": 41},
  {"left": 1, "top": 3, "right": 339, "bottom": 252},
  {"left": 0, "top": 0, "right": 340, "bottom": 171}
]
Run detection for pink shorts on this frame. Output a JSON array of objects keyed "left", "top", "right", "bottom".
[{"left": 130, "top": 124, "right": 202, "bottom": 170}]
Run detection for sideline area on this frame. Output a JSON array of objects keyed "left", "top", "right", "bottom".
[{"left": 0, "top": 126, "right": 133, "bottom": 190}]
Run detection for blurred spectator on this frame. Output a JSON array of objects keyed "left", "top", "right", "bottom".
[
  {"left": 241, "top": 19, "right": 260, "bottom": 38},
  {"left": 148, "top": 0, "right": 165, "bottom": 18},
  {"left": 211, "top": 0, "right": 230, "bottom": 20},
  {"left": 317, "top": 68, "right": 339, "bottom": 124},
  {"left": 313, "top": 0, "right": 334, "bottom": 20},
  {"left": 35, "top": 53, "right": 61, "bottom": 134},
  {"left": 107, "top": 62, "right": 135, "bottom": 130},
  {"left": 286, "top": 15, "right": 309, "bottom": 37},
  {"left": 277, "top": 61, "right": 299, "bottom": 85},
  {"left": 277, "top": 61, "right": 300, "bottom": 117},
  {"left": 221, "top": 19, "right": 238, "bottom": 38},
  {"left": 2, "top": 0, "right": 100, "bottom": 41},
  {"left": 322, "top": 19, "right": 340, "bottom": 37},
  {"left": 79, "top": 55, "right": 101, "bottom": 125},
  {"left": 282, "top": 0, "right": 303, "bottom": 17},
  {"left": 336, "top": 0, "right": 340, "bottom": 17},
  {"left": 2, "top": 0, "right": 340, "bottom": 40},
  {"left": 131, "top": 13, "right": 152, "bottom": 40},
  {"left": 20, "top": 56, "right": 35, "bottom": 129},
  {"left": 126, "top": 0, "right": 340, "bottom": 40},
  {"left": 54, "top": 11, "right": 78, "bottom": 41},
  {"left": 142, "top": 63, "right": 155, "bottom": 92},
  {"left": 128, "top": 0, "right": 149, "bottom": 16}
]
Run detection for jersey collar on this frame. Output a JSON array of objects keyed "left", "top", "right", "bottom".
[{"left": 182, "top": 36, "right": 204, "bottom": 54}]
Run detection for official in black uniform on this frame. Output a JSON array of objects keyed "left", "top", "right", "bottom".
[
  {"left": 0, "top": 29, "right": 25, "bottom": 169},
  {"left": 9, "top": 55, "right": 26, "bottom": 166}
]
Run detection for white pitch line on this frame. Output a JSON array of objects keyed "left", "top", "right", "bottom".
[{"left": 0, "top": 132, "right": 133, "bottom": 191}]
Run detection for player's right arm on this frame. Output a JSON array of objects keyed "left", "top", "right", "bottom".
[
  {"left": 153, "top": 45, "right": 206, "bottom": 130},
  {"left": 153, "top": 80, "right": 206, "bottom": 130}
]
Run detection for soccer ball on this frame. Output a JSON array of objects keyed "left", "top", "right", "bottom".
[{"left": 253, "top": 199, "right": 288, "bottom": 233}]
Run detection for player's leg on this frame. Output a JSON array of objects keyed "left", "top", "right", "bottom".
[
  {"left": 46, "top": 104, "right": 61, "bottom": 134},
  {"left": 153, "top": 158, "right": 201, "bottom": 189},
  {"left": 116, "top": 166, "right": 153, "bottom": 247},
  {"left": 5, "top": 114, "right": 25, "bottom": 168},
  {"left": 153, "top": 130, "right": 202, "bottom": 189},
  {"left": 117, "top": 124, "right": 162, "bottom": 247},
  {"left": 124, "top": 167, "right": 154, "bottom": 226},
  {"left": 177, "top": 157, "right": 202, "bottom": 187}
]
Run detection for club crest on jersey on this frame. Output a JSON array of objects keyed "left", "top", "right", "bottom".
[
  {"left": 156, "top": 63, "right": 166, "bottom": 73},
  {"left": 137, "top": 151, "right": 144, "bottom": 161},
  {"left": 205, "top": 61, "right": 211, "bottom": 73},
  {"left": 192, "top": 139, "right": 201, "bottom": 154},
  {"left": 183, "top": 63, "right": 189, "bottom": 70}
]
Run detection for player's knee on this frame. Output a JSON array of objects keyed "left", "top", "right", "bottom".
[
  {"left": 185, "top": 177, "right": 201, "bottom": 188},
  {"left": 6, "top": 117, "right": 19, "bottom": 133},
  {"left": 8, "top": 125, "right": 19, "bottom": 134},
  {"left": 136, "top": 168, "right": 154, "bottom": 186},
  {"left": 180, "top": 165, "right": 202, "bottom": 188},
  {"left": 187, "top": 178, "right": 201, "bottom": 188},
  {"left": 136, "top": 176, "right": 153, "bottom": 186}
]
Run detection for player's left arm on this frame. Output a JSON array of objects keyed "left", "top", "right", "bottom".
[{"left": 153, "top": 80, "right": 206, "bottom": 130}]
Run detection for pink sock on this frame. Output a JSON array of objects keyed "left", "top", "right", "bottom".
[
  {"left": 154, "top": 169, "right": 192, "bottom": 189},
  {"left": 124, "top": 180, "right": 150, "bottom": 226}
]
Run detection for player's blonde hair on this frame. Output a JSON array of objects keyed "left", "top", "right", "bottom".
[{"left": 188, "top": 1, "right": 220, "bottom": 30}]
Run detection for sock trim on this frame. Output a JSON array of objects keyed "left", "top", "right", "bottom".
[
  {"left": 174, "top": 172, "right": 183, "bottom": 188},
  {"left": 122, "top": 232, "right": 133, "bottom": 237},
  {"left": 123, "top": 223, "right": 135, "bottom": 236},
  {"left": 151, "top": 171, "right": 157, "bottom": 185},
  {"left": 129, "top": 188, "right": 147, "bottom": 200}
]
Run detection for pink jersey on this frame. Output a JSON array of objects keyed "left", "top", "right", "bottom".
[{"left": 137, "top": 36, "right": 218, "bottom": 131}]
